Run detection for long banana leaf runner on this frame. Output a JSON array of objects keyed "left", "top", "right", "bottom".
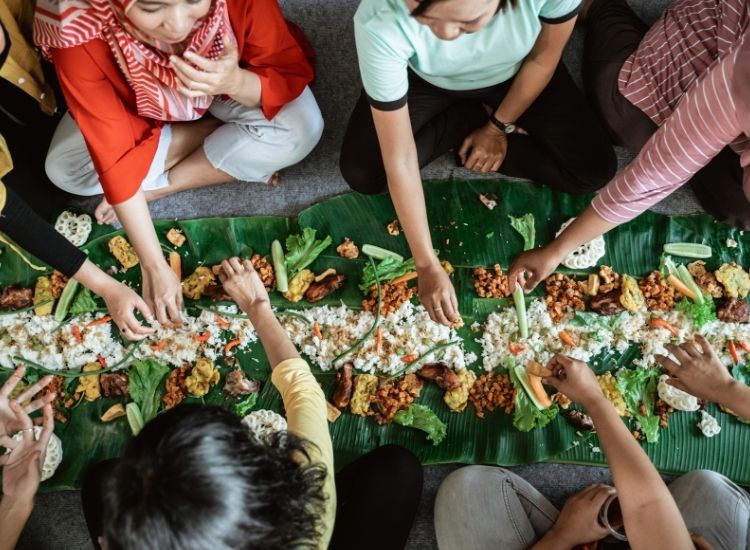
[{"left": 1, "top": 180, "right": 749, "bottom": 490}]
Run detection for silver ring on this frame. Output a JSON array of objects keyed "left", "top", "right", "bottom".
[{"left": 18, "top": 428, "right": 34, "bottom": 433}]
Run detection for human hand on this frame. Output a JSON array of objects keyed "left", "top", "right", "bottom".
[
  {"left": 655, "top": 335, "right": 733, "bottom": 404},
  {"left": 417, "top": 260, "right": 460, "bottom": 326},
  {"left": 141, "top": 263, "right": 183, "bottom": 327},
  {"left": 0, "top": 367, "right": 55, "bottom": 439},
  {"left": 1, "top": 401, "right": 54, "bottom": 506},
  {"left": 508, "top": 244, "right": 565, "bottom": 293},
  {"left": 546, "top": 485, "right": 614, "bottom": 548},
  {"left": 100, "top": 280, "right": 156, "bottom": 340},
  {"left": 458, "top": 123, "right": 507, "bottom": 173},
  {"left": 171, "top": 37, "right": 242, "bottom": 98},
  {"left": 543, "top": 355, "right": 604, "bottom": 409},
  {"left": 217, "top": 257, "right": 270, "bottom": 314}
]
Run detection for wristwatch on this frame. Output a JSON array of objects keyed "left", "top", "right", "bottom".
[{"left": 488, "top": 114, "right": 517, "bottom": 135}]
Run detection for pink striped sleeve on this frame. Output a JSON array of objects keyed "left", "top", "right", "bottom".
[{"left": 593, "top": 46, "right": 744, "bottom": 224}]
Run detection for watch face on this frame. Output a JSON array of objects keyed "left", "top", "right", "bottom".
[{"left": 504, "top": 123, "right": 517, "bottom": 134}]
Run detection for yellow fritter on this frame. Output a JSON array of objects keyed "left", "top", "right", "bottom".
[{"left": 108, "top": 236, "right": 139, "bottom": 269}]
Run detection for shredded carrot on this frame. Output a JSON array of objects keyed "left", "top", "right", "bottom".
[
  {"left": 375, "top": 326, "right": 383, "bottom": 354},
  {"left": 193, "top": 331, "right": 211, "bottom": 342},
  {"left": 225, "top": 338, "right": 241, "bottom": 355},
  {"left": 85, "top": 315, "right": 112, "bottom": 328},
  {"left": 313, "top": 321, "right": 323, "bottom": 340},
  {"left": 150, "top": 341, "right": 166, "bottom": 351},
  {"left": 169, "top": 251, "right": 182, "bottom": 280},
  {"left": 737, "top": 340, "right": 750, "bottom": 353},
  {"left": 71, "top": 325, "right": 83, "bottom": 343},
  {"left": 96, "top": 355, "right": 107, "bottom": 368},
  {"left": 215, "top": 315, "right": 230, "bottom": 330},
  {"left": 401, "top": 354, "right": 418, "bottom": 363},
  {"left": 390, "top": 272, "right": 418, "bottom": 285},
  {"left": 558, "top": 330, "right": 576, "bottom": 347},
  {"left": 728, "top": 341, "right": 740, "bottom": 364},
  {"left": 507, "top": 342, "right": 525, "bottom": 355},
  {"left": 649, "top": 318, "right": 678, "bottom": 337},
  {"left": 666, "top": 275, "right": 698, "bottom": 300}
]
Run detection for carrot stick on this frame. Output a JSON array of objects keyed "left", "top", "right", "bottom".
[
  {"left": 737, "top": 340, "right": 750, "bottom": 353},
  {"left": 390, "top": 272, "right": 418, "bottom": 285},
  {"left": 507, "top": 342, "right": 525, "bottom": 355},
  {"left": 215, "top": 315, "right": 230, "bottom": 330},
  {"left": 225, "top": 338, "right": 241, "bottom": 355},
  {"left": 193, "top": 331, "right": 211, "bottom": 342},
  {"left": 375, "top": 326, "right": 383, "bottom": 354},
  {"left": 401, "top": 354, "right": 418, "bottom": 363},
  {"left": 150, "top": 341, "right": 166, "bottom": 351},
  {"left": 558, "top": 330, "right": 576, "bottom": 347},
  {"left": 728, "top": 341, "right": 740, "bottom": 364},
  {"left": 313, "top": 321, "right": 323, "bottom": 340},
  {"left": 96, "top": 355, "right": 107, "bottom": 368},
  {"left": 649, "top": 318, "right": 678, "bottom": 337},
  {"left": 666, "top": 274, "right": 698, "bottom": 300},
  {"left": 169, "top": 251, "right": 182, "bottom": 280},
  {"left": 71, "top": 325, "right": 83, "bottom": 343},
  {"left": 85, "top": 315, "right": 112, "bottom": 328}
]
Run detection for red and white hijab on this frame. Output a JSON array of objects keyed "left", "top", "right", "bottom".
[{"left": 34, "top": 0, "right": 237, "bottom": 121}]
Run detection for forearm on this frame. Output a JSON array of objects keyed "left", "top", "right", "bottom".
[
  {"left": 494, "top": 58, "right": 556, "bottom": 124},
  {"left": 550, "top": 206, "right": 617, "bottom": 257},
  {"left": 0, "top": 497, "right": 33, "bottom": 550},
  {"left": 586, "top": 399, "right": 692, "bottom": 549},
  {"left": 228, "top": 68, "right": 262, "bottom": 107},
  {"left": 718, "top": 380, "right": 750, "bottom": 421},
  {"left": 241, "top": 303, "right": 299, "bottom": 367},
  {"left": 72, "top": 260, "right": 118, "bottom": 297},
  {"left": 112, "top": 192, "right": 165, "bottom": 270},
  {"left": 529, "top": 531, "right": 570, "bottom": 550}
]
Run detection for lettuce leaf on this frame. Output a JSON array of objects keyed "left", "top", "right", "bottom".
[
  {"left": 359, "top": 256, "right": 416, "bottom": 292},
  {"left": 235, "top": 393, "right": 258, "bottom": 417},
  {"left": 128, "top": 359, "right": 170, "bottom": 424},
  {"left": 284, "top": 228, "right": 332, "bottom": 280},
  {"left": 393, "top": 404, "right": 447, "bottom": 445},
  {"left": 675, "top": 294, "right": 716, "bottom": 329},
  {"left": 616, "top": 367, "right": 660, "bottom": 443},
  {"left": 509, "top": 214, "right": 536, "bottom": 251},
  {"left": 69, "top": 288, "right": 100, "bottom": 316},
  {"left": 570, "top": 311, "right": 624, "bottom": 330},
  {"left": 508, "top": 362, "right": 559, "bottom": 432}
]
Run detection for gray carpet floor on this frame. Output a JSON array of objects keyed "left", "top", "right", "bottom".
[{"left": 18, "top": 1, "right": 702, "bottom": 549}]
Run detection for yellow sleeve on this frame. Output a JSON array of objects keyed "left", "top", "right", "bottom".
[{"left": 271, "top": 358, "right": 336, "bottom": 549}]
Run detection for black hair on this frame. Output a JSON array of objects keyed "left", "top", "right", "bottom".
[
  {"left": 410, "top": 0, "right": 517, "bottom": 18},
  {"left": 100, "top": 405, "right": 328, "bottom": 550}
]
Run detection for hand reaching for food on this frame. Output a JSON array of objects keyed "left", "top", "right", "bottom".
[
  {"left": 100, "top": 280, "right": 155, "bottom": 340},
  {"left": 417, "top": 261, "right": 460, "bottom": 326},
  {"left": 141, "top": 263, "right": 183, "bottom": 327},
  {"left": 508, "top": 244, "right": 564, "bottom": 293},
  {"left": 217, "top": 257, "right": 270, "bottom": 313},
  {"left": 542, "top": 354, "right": 603, "bottom": 409},
  {"left": 0, "top": 367, "right": 55, "bottom": 439},
  {"left": 538, "top": 484, "right": 614, "bottom": 549}
]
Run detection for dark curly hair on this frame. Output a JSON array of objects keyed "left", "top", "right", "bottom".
[
  {"left": 410, "top": 0, "right": 517, "bottom": 18},
  {"left": 99, "top": 405, "right": 328, "bottom": 550}
]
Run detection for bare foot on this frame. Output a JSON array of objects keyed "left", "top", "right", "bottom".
[
  {"left": 266, "top": 172, "right": 280, "bottom": 187},
  {"left": 94, "top": 197, "right": 118, "bottom": 225}
]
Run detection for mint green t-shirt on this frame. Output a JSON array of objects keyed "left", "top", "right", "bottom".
[{"left": 354, "top": 0, "right": 582, "bottom": 109}]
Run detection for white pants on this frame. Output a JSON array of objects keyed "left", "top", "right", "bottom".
[{"left": 45, "top": 86, "right": 324, "bottom": 196}]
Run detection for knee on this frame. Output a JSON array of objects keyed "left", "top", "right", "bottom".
[
  {"left": 44, "top": 147, "right": 68, "bottom": 190},
  {"left": 676, "top": 470, "right": 728, "bottom": 491},
  {"left": 294, "top": 104, "right": 324, "bottom": 156},
  {"left": 339, "top": 149, "right": 386, "bottom": 194},
  {"left": 437, "top": 466, "right": 509, "bottom": 502}
]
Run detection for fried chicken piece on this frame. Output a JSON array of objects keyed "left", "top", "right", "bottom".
[
  {"left": 203, "top": 284, "right": 232, "bottom": 302},
  {"left": 638, "top": 271, "right": 676, "bottom": 311},
  {"left": 545, "top": 273, "right": 586, "bottom": 323},
  {"left": 562, "top": 410, "right": 594, "bottom": 431},
  {"left": 469, "top": 372, "right": 514, "bottom": 418},
  {"left": 0, "top": 285, "right": 33, "bottom": 310},
  {"left": 362, "top": 281, "right": 416, "bottom": 316},
  {"left": 163, "top": 365, "right": 191, "bottom": 409},
  {"left": 473, "top": 265, "right": 508, "bottom": 298},
  {"left": 336, "top": 238, "right": 360, "bottom": 259},
  {"left": 688, "top": 261, "right": 723, "bottom": 298},
  {"left": 251, "top": 254, "right": 275, "bottom": 290},
  {"left": 387, "top": 220, "right": 401, "bottom": 236},
  {"left": 223, "top": 369, "right": 260, "bottom": 397},
  {"left": 372, "top": 374, "right": 423, "bottom": 424},
  {"left": 305, "top": 274, "right": 346, "bottom": 302},
  {"left": 589, "top": 290, "right": 625, "bottom": 316},
  {"left": 100, "top": 373, "right": 129, "bottom": 398},
  {"left": 332, "top": 362, "right": 354, "bottom": 409},
  {"left": 416, "top": 363, "right": 461, "bottom": 390},
  {"left": 718, "top": 298, "right": 750, "bottom": 323},
  {"left": 598, "top": 266, "right": 621, "bottom": 294},
  {"left": 50, "top": 271, "right": 68, "bottom": 299}
]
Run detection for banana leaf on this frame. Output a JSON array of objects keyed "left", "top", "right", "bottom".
[{"left": 1, "top": 180, "right": 749, "bottom": 490}]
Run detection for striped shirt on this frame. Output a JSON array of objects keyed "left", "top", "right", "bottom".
[{"left": 592, "top": 0, "right": 750, "bottom": 223}]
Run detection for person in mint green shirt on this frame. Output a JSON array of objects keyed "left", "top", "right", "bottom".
[{"left": 340, "top": 0, "right": 616, "bottom": 328}]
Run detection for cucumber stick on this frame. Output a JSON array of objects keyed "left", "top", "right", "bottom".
[
  {"left": 126, "top": 402, "right": 144, "bottom": 435},
  {"left": 361, "top": 244, "right": 404, "bottom": 263},
  {"left": 53, "top": 279, "right": 80, "bottom": 322},
  {"left": 663, "top": 243, "right": 712, "bottom": 259},
  {"left": 676, "top": 264, "right": 705, "bottom": 304},
  {"left": 663, "top": 257, "right": 679, "bottom": 278},
  {"left": 512, "top": 286, "right": 528, "bottom": 339},
  {"left": 271, "top": 240, "right": 288, "bottom": 293}
]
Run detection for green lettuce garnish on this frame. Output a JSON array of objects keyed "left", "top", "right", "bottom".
[
  {"left": 616, "top": 367, "right": 660, "bottom": 443},
  {"left": 571, "top": 311, "right": 624, "bottom": 330},
  {"left": 69, "top": 288, "right": 100, "bottom": 316},
  {"left": 675, "top": 294, "right": 716, "bottom": 328},
  {"left": 235, "top": 393, "right": 258, "bottom": 417},
  {"left": 359, "top": 256, "right": 416, "bottom": 292},
  {"left": 508, "top": 362, "right": 559, "bottom": 432},
  {"left": 509, "top": 214, "right": 536, "bottom": 251},
  {"left": 285, "top": 228, "right": 332, "bottom": 281},
  {"left": 128, "top": 359, "right": 170, "bottom": 424},
  {"left": 393, "top": 404, "right": 447, "bottom": 445}
]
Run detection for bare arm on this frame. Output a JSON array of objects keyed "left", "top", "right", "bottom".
[{"left": 371, "top": 106, "right": 459, "bottom": 326}]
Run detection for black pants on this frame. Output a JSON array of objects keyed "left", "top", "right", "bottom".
[
  {"left": 583, "top": 0, "right": 750, "bottom": 228},
  {"left": 81, "top": 445, "right": 423, "bottom": 550},
  {"left": 340, "top": 65, "right": 617, "bottom": 195}
]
